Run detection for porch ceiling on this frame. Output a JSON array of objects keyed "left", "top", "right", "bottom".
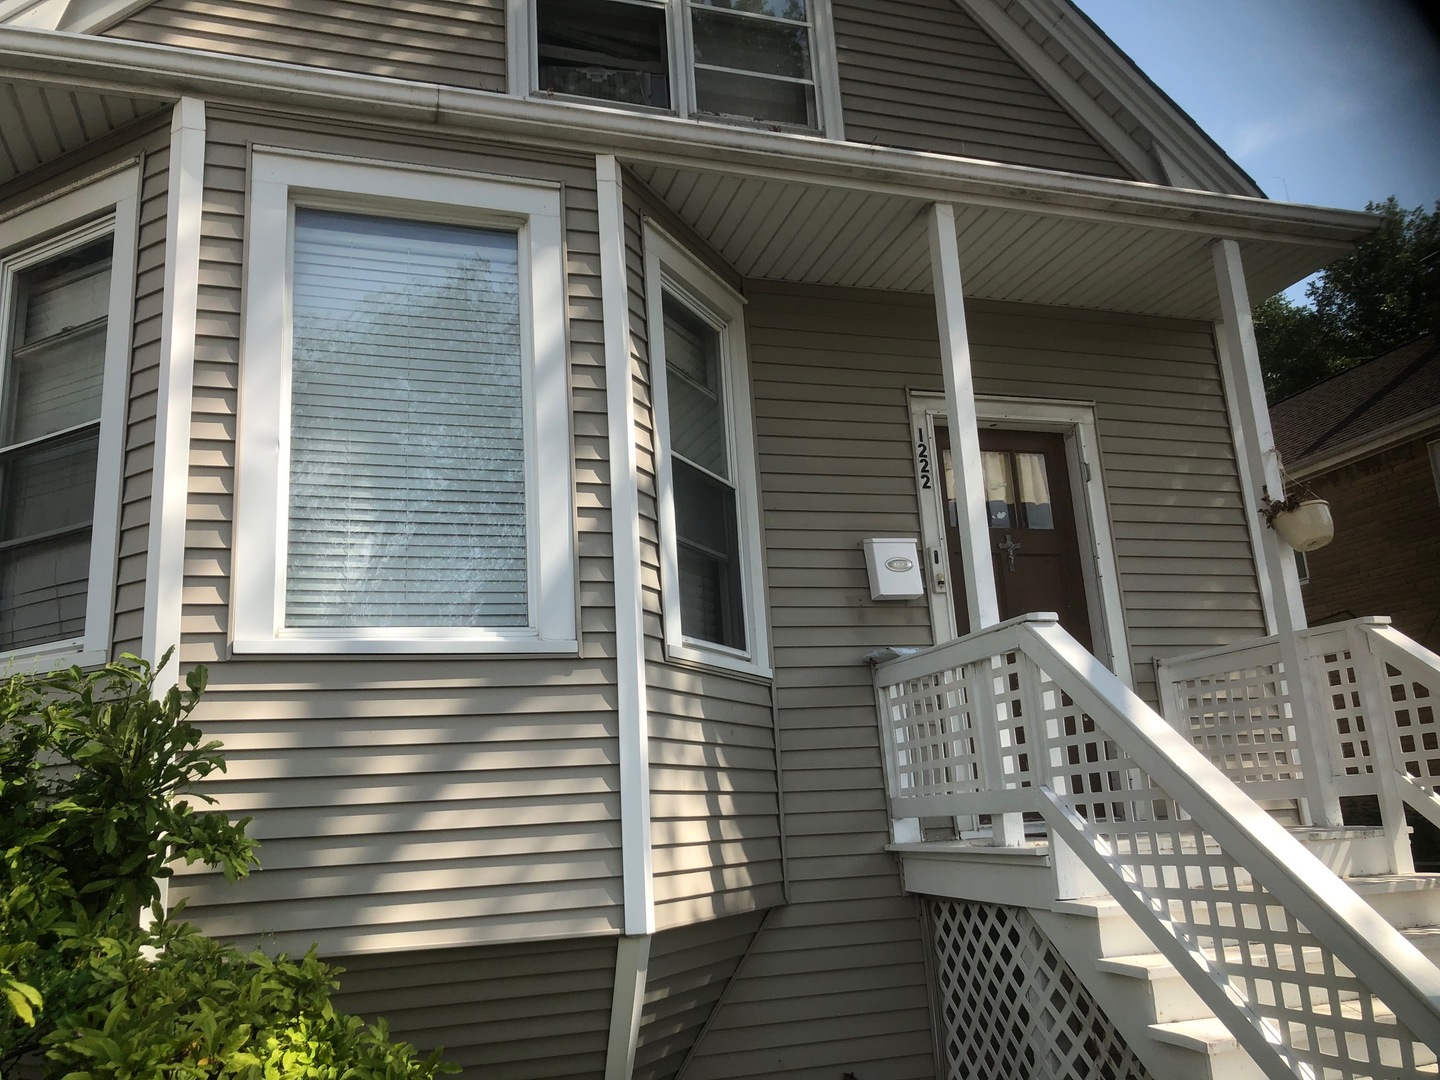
[
  {"left": 627, "top": 161, "right": 1343, "bottom": 322},
  {"left": 0, "top": 75, "right": 168, "bottom": 188}
]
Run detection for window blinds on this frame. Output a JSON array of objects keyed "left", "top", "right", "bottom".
[{"left": 286, "top": 209, "right": 528, "bottom": 628}]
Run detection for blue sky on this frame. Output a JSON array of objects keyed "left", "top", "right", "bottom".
[{"left": 1076, "top": 0, "right": 1440, "bottom": 213}]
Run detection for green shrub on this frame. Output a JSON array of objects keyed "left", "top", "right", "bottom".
[{"left": 0, "top": 653, "right": 455, "bottom": 1079}]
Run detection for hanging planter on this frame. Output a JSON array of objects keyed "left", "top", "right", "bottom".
[{"left": 1260, "top": 489, "right": 1334, "bottom": 552}]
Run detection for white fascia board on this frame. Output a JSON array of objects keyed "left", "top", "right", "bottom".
[
  {"left": 0, "top": 26, "right": 1369, "bottom": 246},
  {"left": 57, "top": 0, "right": 154, "bottom": 33},
  {"left": 986, "top": 0, "right": 1264, "bottom": 198},
  {"left": 0, "top": 0, "right": 64, "bottom": 28}
]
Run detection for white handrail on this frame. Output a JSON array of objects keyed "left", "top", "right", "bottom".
[{"left": 875, "top": 615, "right": 1440, "bottom": 1077}]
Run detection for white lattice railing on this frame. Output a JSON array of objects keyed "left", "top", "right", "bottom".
[
  {"left": 873, "top": 614, "right": 1440, "bottom": 1079},
  {"left": 1159, "top": 617, "right": 1440, "bottom": 871}
]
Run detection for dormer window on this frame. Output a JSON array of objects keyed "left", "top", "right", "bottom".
[{"left": 526, "top": 0, "right": 836, "bottom": 132}]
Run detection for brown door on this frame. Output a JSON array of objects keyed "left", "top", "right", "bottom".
[{"left": 934, "top": 425, "right": 1093, "bottom": 651}]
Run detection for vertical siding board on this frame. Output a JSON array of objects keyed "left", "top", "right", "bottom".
[
  {"left": 103, "top": 0, "right": 507, "bottom": 92},
  {"left": 166, "top": 112, "right": 623, "bottom": 956},
  {"left": 832, "top": 0, "right": 1129, "bottom": 177}
]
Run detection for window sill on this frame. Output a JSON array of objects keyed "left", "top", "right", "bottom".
[
  {"left": 664, "top": 637, "right": 772, "bottom": 680},
  {"left": 0, "top": 640, "right": 109, "bottom": 672},
  {"left": 233, "top": 635, "right": 580, "bottom": 656}
]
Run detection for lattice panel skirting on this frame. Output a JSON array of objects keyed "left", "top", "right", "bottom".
[{"left": 927, "top": 899, "right": 1153, "bottom": 1080}]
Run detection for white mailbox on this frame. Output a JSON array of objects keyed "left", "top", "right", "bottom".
[{"left": 863, "top": 537, "right": 924, "bottom": 600}]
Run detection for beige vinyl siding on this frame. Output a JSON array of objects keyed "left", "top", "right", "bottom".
[
  {"left": 622, "top": 179, "right": 786, "bottom": 931},
  {"left": 169, "top": 111, "right": 623, "bottom": 957},
  {"left": 335, "top": 938, "right": 618, "bottom": 1079},
  {"left": 0, "top": 122, "right": 171, "bottom": 661},
  {"left": 114, "top": 133, "right": 172, "bottom": 656},
  {"left": 832, "top": 0, "right": 1130, "bottom": 178},
  {"left": 103, "top": 0, "right": 507, "bottom": 93},
  {"left": 634, "top": 909, "right": 768, "bottom": 1080}
]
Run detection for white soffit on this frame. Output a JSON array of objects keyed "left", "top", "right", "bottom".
[
  {"left": 0, "top": 76, "right": 166, "bottom": 185},
  {"left": 629, "top": 162, "right": 1340, "bottom": 320}
]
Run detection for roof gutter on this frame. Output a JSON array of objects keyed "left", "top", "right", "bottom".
[{"left": 0, "top": 26, "right": 1376, "bottom": 246}]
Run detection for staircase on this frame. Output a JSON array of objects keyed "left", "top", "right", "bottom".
[{"left": 871, "top": 615, "right": 1440, "bottom": 1080}]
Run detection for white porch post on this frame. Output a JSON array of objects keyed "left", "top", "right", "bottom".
[
  {"left": 929, "top": 203, "right": 1020, "bottom": 844},
  {"left": 1211, "top": 238, "right": 1342, "bottom": 827}
]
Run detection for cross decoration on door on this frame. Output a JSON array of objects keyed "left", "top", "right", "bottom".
[{"left": 997, "top": 532, "right": 1021, "bottom": 572}]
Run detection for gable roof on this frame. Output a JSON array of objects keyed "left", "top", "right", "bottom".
[{"left": 1270, "top": 334, "right": 1440, "bottom": 476}]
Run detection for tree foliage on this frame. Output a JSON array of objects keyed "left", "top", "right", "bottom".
[
  {"left": 1255, "top": 197, "right": 1440, "bottom": 402},
  {"left": 0, "top": 653, "right": 455, "bottom": 1079}
]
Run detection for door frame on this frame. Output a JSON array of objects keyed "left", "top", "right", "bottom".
[{"left": 908, "top": 391, "right": 1133, "bottom": 688}]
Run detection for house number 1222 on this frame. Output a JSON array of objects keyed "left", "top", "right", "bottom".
[{"left": 916, "top": 427, "right": 933, "bottom": 490}]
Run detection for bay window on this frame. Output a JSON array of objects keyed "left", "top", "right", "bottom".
[
  {"left": 526, "top": 0, "right": 838, "bottom": 132},
  {"left": 233, "top": 151, "right": 575, "bottom": 653},
  {"left": 0, "top": 172, "right": 137, "bottom": 665},
  {"left": 644, "top": 225, "right": 768, "bottom": 674}
]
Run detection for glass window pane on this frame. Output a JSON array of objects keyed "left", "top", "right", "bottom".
[
  {"left": 692, "top": 9, "right": 810, "bottom": 79},
  {"left": 286, "top": 209, "right": 528, "bottom": 629},
  {"left": 983, "top": 451, "right": 1015, "bottom": 529},
  {"left": 663, "top": 294, "right": 729, "bottom": 480},
  {"left": 20, "top": 243, "right": 112, "bottom": 344},
  {"left": 1014, "top": 452, "right": 1053, "bottom": 529},
  {"left": 692, "top": 0, "right": 808, "bottom": 20},
  {"left": 673, "top": 458, "right": 744, "bottom": 650},
  {"left": 1, "top": 431, "right": 98, "bottom": 541},
  {"left": 693, "top": 67, "right": 814, "bottom": 125},
  {"left": 537, "top": 0, "right": 670, "bottom": 108},
  {"left": 0, "top": 533, "right": 90, "bottom": 650}
]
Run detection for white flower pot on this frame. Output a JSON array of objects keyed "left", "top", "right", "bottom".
[{"left": 1271, "top": 499, "right": 1334, "bottom": 552}]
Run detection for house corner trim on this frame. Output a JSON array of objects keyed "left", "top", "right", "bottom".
[
  {"left": 605, "top": 933, "right": 652, "bottom": 1080},
  {"left": 142, "top": 95, "right": 205, "bottom": 676},
  {"left": 597, "top": 154, "right": 655, "bottom": 935}
]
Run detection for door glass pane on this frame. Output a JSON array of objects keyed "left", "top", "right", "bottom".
[
  {"left": 664, "top": 295, "right": 729, "bottom": 480},
  {"left": 286, "top": 209, "right": 527, "bottom": 629},
  {"left": 982, "top": 451, "right": 1015, "bottom": 528},
  {"left": 1014, "top": 452, "right": 1053, "bottom": 529},
  {"left": 536, "top": 0, "right": 670, "bottom": 108}
]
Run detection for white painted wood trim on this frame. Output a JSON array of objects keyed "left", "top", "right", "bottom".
[
  {"left": 811, "top": 0, "right": 845, "bottom": 140},
  {"left": 927, "top": 202, "right": 999, "bottom": 630},
  {"left": 505, "top": 0, "right": 529, "bottom": 97},
  {"left": 142, "top": 96, "right": 204, "bottom": 677},
  {"left": 56, "top": 0, "right": 151, "bottom": 32},
  {"left": 643, "top": 222, "right": 772, "bottom": 677},
  {"left": 0, "top": 167, "right": 139, "bottom": 670},
  {"left": 233, "top": 149, "right": 576, "bottom": 653},
  {"left": 604, "top": 934, "right": 652, "bottom": 1080},
  {"left": 1212, "top": 238, "right": 1340, "bottom": 826},
  {"left": 598, "top": 155, "right": 654, "bottom": 936},
  {"left": 1214, "top": 323, "right": 1279, "bottom": 636}
]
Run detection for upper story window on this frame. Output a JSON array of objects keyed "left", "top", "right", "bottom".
[
  {"left": 233, "top": 150, "right": 576, "bottom": 654},
  {"left": 0, "top": 171, "right": 138, "bottom": 667},
  {"left": 643, "top": 224, "right": 769, "bottom": 675},
  {"left": 524, "top": 0, "right": 840, "bottom": 133}
]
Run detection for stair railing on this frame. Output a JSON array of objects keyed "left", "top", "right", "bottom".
[
  {"left": 873, "top": 614, "right": 1440, "bottom": 1079},
  {"left": 1159, "top": 617, "right": 1440, "bottom": 877}
]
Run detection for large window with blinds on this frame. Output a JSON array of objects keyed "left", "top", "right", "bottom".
[
  {"left": 233, "top": 152, "right": 575, "bottom": 653},
  {"left": 0, "top": 172, "right": 136, "bottom": 666},
  {"left": 644, "top": 225, "right": 768, "bottom": 675}
]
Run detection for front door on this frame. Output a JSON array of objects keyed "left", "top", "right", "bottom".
[{"left": 934, "top": 425, "right": 1093, "bottom": 650}]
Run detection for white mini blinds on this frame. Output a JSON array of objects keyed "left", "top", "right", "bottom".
[
  {"left": 286, "top": 210, "right": 527, "bottom": 628},
  {"left": 234, "top": 152, "right": 574, "bottom": 653}
]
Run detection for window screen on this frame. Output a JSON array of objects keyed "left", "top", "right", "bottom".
[{"left": 286, "top": 209, "right": 528, "bottom": 629}]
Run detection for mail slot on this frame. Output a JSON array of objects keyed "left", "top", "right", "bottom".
[{"left": 862, "top": 537, "right": 924, "bottom": 600}]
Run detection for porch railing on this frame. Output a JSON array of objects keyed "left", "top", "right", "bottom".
[
  {"left": 872, "top": 614, "right": 1440, "bottom": 1079},
  {"left": 1158, "top": 617, "right": 1440, "bottom": 874}
]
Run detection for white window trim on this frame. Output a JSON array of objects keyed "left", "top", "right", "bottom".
[
  {"left": 510, "top": 0, "right": 845, "bottom": 138},
  {"left": 908, "top": 391, "right": 1133, "bottom": 688},
  {"left": 0, "top": 168, "right": 139, "bottom": 670},
  {"left": 232, "top": 148, "right": 576, "bottom": 654},
  {"left": 643, "top": 223, "right": 769, "bottom": 676}
]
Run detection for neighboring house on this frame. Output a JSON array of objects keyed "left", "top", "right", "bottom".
[
  {"left": 1270, "top": 335, "right": 1440, "bottom": 654},
  {"left": 3, "top": 2, "right": 1439, "bottom": 1079}
]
